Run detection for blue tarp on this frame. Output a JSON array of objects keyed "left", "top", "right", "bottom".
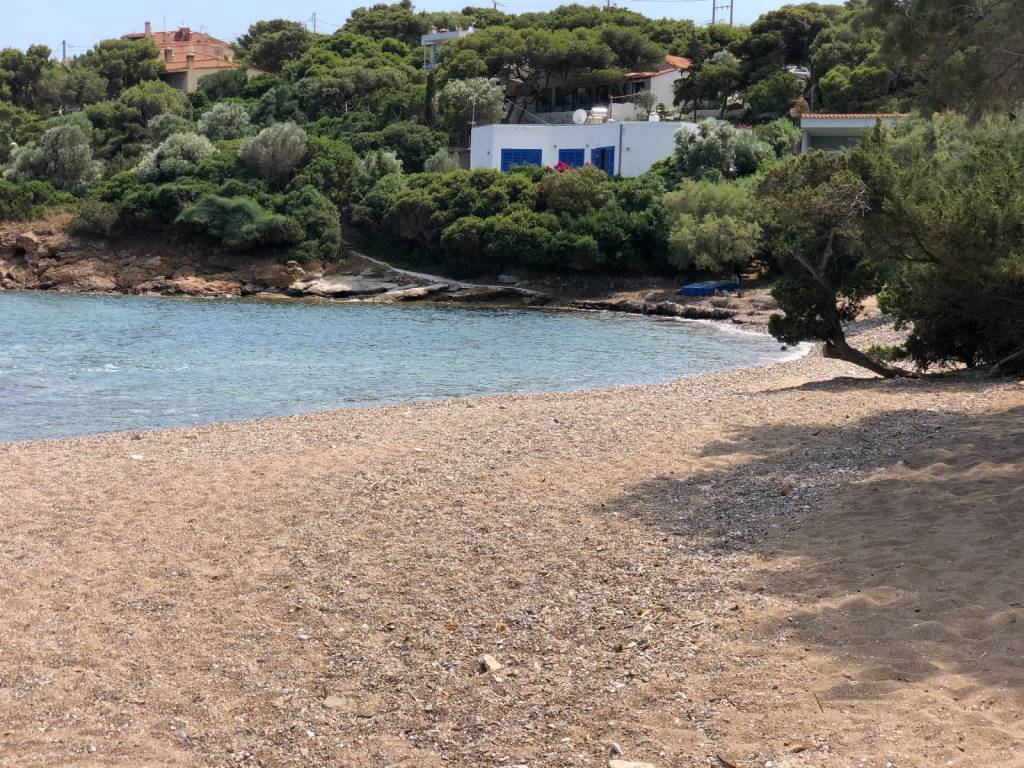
[{"left": 679, "top": 280, "right": 740, "bottom": 297}]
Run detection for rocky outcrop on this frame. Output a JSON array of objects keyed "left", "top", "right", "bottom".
[
  {"left": 289, "top": 274, "right": 402, "bottom": 297},
  {"left": 570, "top": 298, "right": 739, "bottom": 321}
]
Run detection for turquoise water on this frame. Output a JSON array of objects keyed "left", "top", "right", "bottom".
[{"left": 0, "top": 291, "right": 793, "bottom": 443}]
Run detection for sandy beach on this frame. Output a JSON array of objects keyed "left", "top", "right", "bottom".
[{"left": 1, "top": 320, "right": 1022, "bottom": 768}]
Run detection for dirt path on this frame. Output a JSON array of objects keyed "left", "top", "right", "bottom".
[{"left": 1, "top": 325, "right": 1021, "bottom": 767}]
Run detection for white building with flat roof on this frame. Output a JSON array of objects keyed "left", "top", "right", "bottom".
[
  {"left": 800, "top": 113, "right": 906, "bottom": 153},
  {"left": 469, "top": 121, "right": 699, "bottom": 177}
]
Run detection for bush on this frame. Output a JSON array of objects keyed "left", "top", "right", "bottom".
[
  {"left": 119, "top": 80, "right": 187, "bottom": 124},
  {"left": 198, "top": 102, "right": 252, "bottom": 142},
  {"left": 197, "top": 68, "right": 248, "bottom": 101},
  {"left": 665, "top": 178, "right": 761, "bottom": 273},
  {"left": 281, "top": 186, "right": 342, "bottom": 262},
  {"left": 238, "top": 122, "right": 307, "bottom": 182},
  {"left": 177, "top": 194, "right": 303, "bottom": 251},
  {"left": 356, "top": 149, "right": 403, "bottom": 191},
  {"left": 753, "top": 118, "right": 801, "bottom": 157},
  {"left": 3, "top": 115, "right": 102, "bottom": 193},
  {"left": 70, "top": 198, "right": 119, "bottom": 237},
  {"left": 537, "top": 166, "right": 609, "bottom": 217},
  {"left": 675, "top": 120, "right": 773, "bottom": 181},
  {"left": 149, "top": 113, "right": 190, "bottom": 141},
  {"left": 422, "top": 148, "right": 461, "bottom": 173},
  {"left": 0, "top": 179, "right": 73, "bottom": 221},
  {"left": 134, "top": 133, "right": 216, "bottom": 182}
]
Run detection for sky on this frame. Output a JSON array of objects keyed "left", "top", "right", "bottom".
[{"left": 3, "top": 0, "right": 788, "bottom": 54}]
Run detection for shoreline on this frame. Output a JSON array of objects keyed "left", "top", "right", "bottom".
[
  {"left": 0, "top": 288, "right": 807, "bottom": 448},
  {"left": 2, "top": 317, "right": 1022, "bottom": 766}
]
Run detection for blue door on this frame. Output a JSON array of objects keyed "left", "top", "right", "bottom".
[
  {"left": 591, "top": 146, "right": 615, "bottom": 175},
  {"left": 558, "top": 148, "right": 585, "bottom": 167},
  {"left": 500, "top": 148, "right": 543, "bottom": 172}
]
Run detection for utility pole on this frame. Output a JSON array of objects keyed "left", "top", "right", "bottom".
[
  {"left": 711, "top": 0, "right": 734, "bottom": 25},
  {"left": 61, "top": 40, "right": 67, "bottom": 64},
  {"left": 312, "top": 12, "right": 317, "bottom": 34}
]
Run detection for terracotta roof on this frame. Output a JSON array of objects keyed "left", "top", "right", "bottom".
[
  {"left": 801, "top": 113, "right": 907, "bottom": 119},
  {"left": 625, "top": 54, "right": 692, "bottom": 79}
]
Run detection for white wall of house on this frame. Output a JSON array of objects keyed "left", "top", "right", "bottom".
[
  {"left": 647, "top": 70, "right": 683, "bottom": 109},
  {"left": 799, "top": 115, "right": 902, "bottom": 153},
  {"left": 470, "top": 121, "right": 698, "bottom": 177}
]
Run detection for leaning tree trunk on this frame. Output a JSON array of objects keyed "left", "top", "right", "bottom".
[
  {"left": 989, "top": 346, "right": 1024, "bottom": 378},
  {"left": 823, "top": 328, "right": 916, "bottom": 379}
]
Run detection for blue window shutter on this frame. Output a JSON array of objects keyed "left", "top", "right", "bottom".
[
  {"left": 500, "top": 148, "right": 543, "bottom": 172},
  {"left": 558, "top": 148, "right": 585, "bottom": 167},
  {"left": 592, "top": 146, "right": 615, "bottom": 175}
]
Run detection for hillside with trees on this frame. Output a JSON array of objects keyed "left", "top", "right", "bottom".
[{"left": 0, "top": 0, "right": 1021, "bottom": 375}]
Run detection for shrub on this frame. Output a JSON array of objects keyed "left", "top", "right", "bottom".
[
  {"left": 753, "top": 118, "right": 801, "bottom": 157},
  {"left": 238, "top": 122, "right": 307, "bottom": 182},
  {"left": 197, "top": 68, "right": 248, "bottom": 101},
  {"left": 675, "top": 120, "right": 773, "bottom": 181},
  {"left": 119, "top": 80, "right": 187, "bottom": 124},
  {"left": 281, "top": 186, "right": 342, "bottom": 262},
  {"left": 0, "top": 179, "right": 73, "bottom": 221},
  {"left": 356, "top": 149, "right": 403, "bottom": 191},
  {"left": 537, "top": 166, "right": 609, "bottom": 217},
  {"left": 149, "top": 113, "right": 190, "bottom": 141},
  {"left": 198, "top": 102, "right": 252, "bottom": 142},
  {"left": 177, "top": 194, "right": 303, "bottom": 251},
  {"left": 70, "top": 198, "right": 119, "bottom": 237},
  {"left": 134, "top": 133, "right": 216, "bottom": 182},
  {"left": 3, "top": 115, "right": 102, "bottom": 193},
  {"left": 422, "top": 148, "right": 461, "bottom": 174}
]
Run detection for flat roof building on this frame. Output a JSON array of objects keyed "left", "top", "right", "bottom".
[
  {"left": 800, "top": 113, "right": 906, "bottom": 153},
  {"left": 470, "top": 120, "right": 698, "bottom": 177}
]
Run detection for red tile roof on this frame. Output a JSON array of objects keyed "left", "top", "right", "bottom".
[
  {"left": 625, "top": 54, "right": 693, "bottom": 79},
  {"left": 801, "top": 113, "right": 907, "bottom": 119},
  {"left": 124, "top": 26, "right": 238, "bottom": 71}
]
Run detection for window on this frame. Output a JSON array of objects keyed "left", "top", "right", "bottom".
[
  {"left": 500, "top": 148, "right": 542, "bottom": 172},
  {"left": 558, "top": 148, "right": 585, "bottom": 167},
  {"left": 591, "top": 146, "right": 615, "bottom": 175}
]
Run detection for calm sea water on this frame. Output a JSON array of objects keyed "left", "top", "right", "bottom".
[{"left": 0, "top": 291, "right": 796, "bottom": 443}]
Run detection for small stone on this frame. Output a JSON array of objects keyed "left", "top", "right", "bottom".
[
  {"left": 480, "top": 654, "right": 503, "bottom": 673},
  {"left": 609, "top": 761, "right": 656, "bottom": 768},
  {"left": 87, "top": 744, "right": 97, "bottom": 753},
  {"left": 787, "top": 743, "right": 807, "bottom": 753},
  {"left": 322, "top": 695, "right": 346, "bottom": 709},
  {"left": 609, "top": 741, "right": 623, "bottom": 756}
]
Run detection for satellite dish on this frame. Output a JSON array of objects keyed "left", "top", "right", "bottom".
[
  {"left": 572, "top": 109, "right": 587, "bottom": 125},
  {"left": 648, "top": 113, "right": 661, "bottom": 122}
]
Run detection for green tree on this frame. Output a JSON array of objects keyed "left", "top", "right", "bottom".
[
  {"left": 744, "top": 70, "right": 802, "bottom": 118},
  {"left": 237, "top": 20, "right": 313, "bottom": 74},
  {"left": 753, "top": 117, "right": 801, "bottom": 156},
  {"left": 119, "top": 80, "right": 187, "bottom": 125},
  {"left": 198, "top": 102, "right": 252, "bottom": 141},
  {"left": 437, "top": 77, "right": 505, "bottom": 146},
  {"left": 757, "top": 151, "right": 906, "bottom": 377},
  {"left": 134, "top": 132, "right": 216, "bottom": 182},
  {"left": 239, "top": 122, "right": 308, "bottom": 182},
  {"left": 853, "top": 116, "right": 1024, "bottom": 373},
  {"left": 675, "top": 120, "right": 772, "bottom": 180},
  {"left": 674, "top": 50, "right": 740, "bottom": 118},
  {"left": 665, "top": 178, "right": 761, "bottom": 273},
  {"left": 423, "top": 148, "right": 460, "bottom": 173},
  {"left": 77, "top": 38, "right": 164, "bottom": 98},
  {"left": 0, "top": 45, "right": 54, "bottom": 110},
  {"left": 4, "top": 113, "right": 102, "bottom": 193}
]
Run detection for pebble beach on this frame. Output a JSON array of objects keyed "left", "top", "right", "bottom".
[{"left": 1, "top": 320, "right": 1022, "bottom": 768}]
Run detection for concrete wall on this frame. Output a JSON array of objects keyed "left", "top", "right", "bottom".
[{"left": 470, "top": 121, "right": 698, "bottom": 177}]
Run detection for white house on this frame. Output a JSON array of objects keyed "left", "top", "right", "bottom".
[
  {"left": 624, "top": 55, "right": 692, "bottom": 111},
  {"left": 421, "top": 27, "right": 474, "bottom": 72},
  {"left": 800, "top": 113, "right": 905, "bottom": 153},
  {"left": 469, "top": 121, "right": 699, "bottom": 177}
]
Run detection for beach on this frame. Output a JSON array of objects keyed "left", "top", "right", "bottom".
[{"left": 1, "top": 320, "right": 1022, "bottom": 768}]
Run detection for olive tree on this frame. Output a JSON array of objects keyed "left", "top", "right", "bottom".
[
  {"left": 134, "top": 132, "right": 216, "bottom": 182},
  {"left": 238, "top": 122, "right": 307, "bottom": 182},
  {"left": 198, "top": 102, "right": 252, "bottom": 142},
  {"left": 3, "top": 114, "right": 102, "bottom": 193},
  {"left": 438, "top": 77, "right": 505, "bottom": 147}
]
